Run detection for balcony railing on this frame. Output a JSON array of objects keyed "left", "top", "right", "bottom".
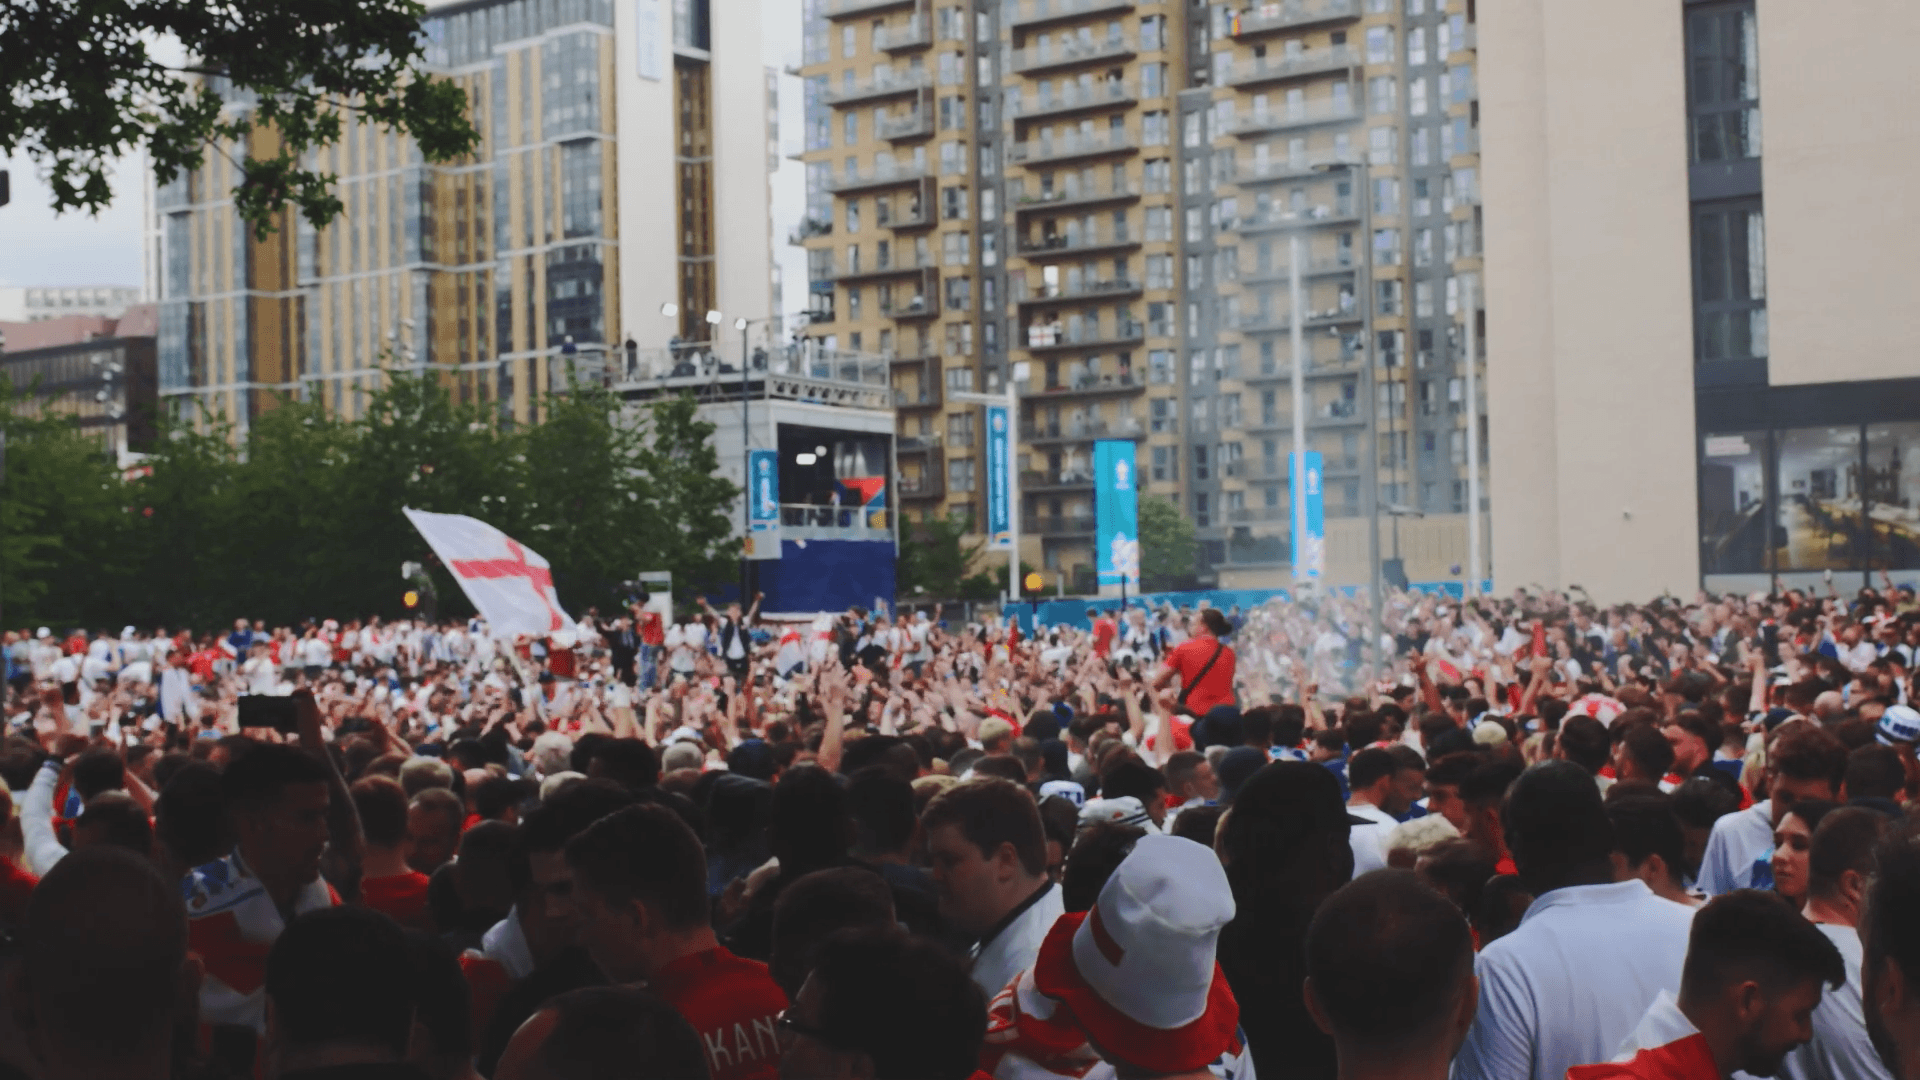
[
  {"left": 879, "top": 109, "right": 933, "bottom": 140},
  {"left": 1013, "top": 180, "right": 1142, "bottom": 213},
  {"left": 1229, "top": 204, "right": 1360, "bottom": 234},
  {"left": 1222, "top": 46, "right": 1357, "bottom": 87},
  {"left": 1015, "top": 277, "right": 1143, "bottom": 305},
  {"left": 1234, "top": 307, "right": 1362, "bottom": 333},
  {"left": 1015, "top": 225, "right": 1139, "bottom": 256},
  {"left": 1020, "top": 371, "right": 1145, "bottom": 395},
  {"left": 898, "top": 472, "right": 946, "bottom": 498},
  {"left": 1024, "top": 515, "right": 1097, "bottom": 535},
  {"left": 825, "top": 0, "right": 916, "bottom": 19},
  {"left": 1226, "top": 0, "right": 1361, "bottom": 38},
  {"left": 897, "top": 434, "right": 942, "bottom": 452},
  {"left": 1020, "top": 416, "right": 1144, "bottom": 441},
  {"left": 1008, "top": 0, "right": 1136, "bottom": 30},
  {"left": 873, "top": 16, "right": 931, "bottom": 51},
  {"left": 1227, "top": 100, "right": 1358, "bottom": 136},
  {"left": 1009, "top": 35, "right": 1138, "bottom": 75},
  {"left": 1008, "top": 129, "right": 1138, "bottom": 165},
  {"left": 1022, "top": 324, "right": 1147, "bottom": 351},
  {"left": 823, "top": 70, "right": 931, "bottom": 106},
  {"left": 780, "top": 504, "right": 894, "bottom": 542},
  {"left": 893, "top": 383, "right": 944, "bottom": 408},
  {"left": 1008, "top": 79, "right": 1138, "bottom": 120},
  {"left": 1233, "top": 151, "right": 1356, "bottom": 184},
  {"left": 824, "top": 162, "right": 930, "bottom": 193},
  {"left": 788, "top": 217, "right": 833, "bottom": 245},
  {"left": 1022, "top": 468, "right": 1097, "bottom": 488},
  {"left": 878, "top": 293, "right": 938, "bottom": 319},
  {"left": 1240, "top": 255, "right": 1359, "bottom": 282}
]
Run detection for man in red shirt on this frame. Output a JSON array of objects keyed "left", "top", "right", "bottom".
[
  {"left": 1151, "top": 608, "right": 1237, "bottom": 738},
  {"left": 1569, "top": 890, "right": 1842, "bottom": 1080},
  {"left": 1089, "top": 608, "right": 1117, "bottom": 658},
  {"left": 565, "top": 804, "right": 788, "bottom": 1080},
  {"left": 349, "top": 775, "right": 432, "bottom": 930}
]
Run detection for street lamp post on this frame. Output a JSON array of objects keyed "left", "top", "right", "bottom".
[{"left": 1316, "top": 158, "right": 1383, "bottom": 669}]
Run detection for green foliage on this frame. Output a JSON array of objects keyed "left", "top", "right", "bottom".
[
  {"left": 0, "top": 377, "right": 739, "bottom": 629},
  {"left": 897, "top": 513, "right": 1001, "bottom": 601},
  {"left": 1139, "top": 494, "right": 1200, "bottom": 592},
  {"left": 0, "top": 0, "right": 479, "bottom": 237}
]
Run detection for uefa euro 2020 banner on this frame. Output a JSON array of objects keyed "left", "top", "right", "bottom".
[{"left": 1094, "top": 440, "right": 1139, "bottom": 589}]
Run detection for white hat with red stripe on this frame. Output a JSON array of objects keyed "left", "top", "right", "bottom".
[{"left": 1030, "top": 834, "right": 1239, "bottom": 1073}]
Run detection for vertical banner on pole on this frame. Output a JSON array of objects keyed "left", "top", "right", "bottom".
[
  {"left": 986, "top": 405, "right": 1012, "bottom": 550},
  {"left": 745, "top": 448, "right": 782, "bottom": 560},
  {"left": 1095, "top": 441, "right": 1140, "bottom": 588},
  {"left": 1291, "top": 451, "right": 1324, "bottom": 580}
]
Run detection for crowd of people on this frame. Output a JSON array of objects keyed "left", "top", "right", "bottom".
[{"left": 7, "top": 578, "right": 1920, "bottom": 1080}]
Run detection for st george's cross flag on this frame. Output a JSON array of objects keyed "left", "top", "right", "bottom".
[{"left": 404, "top": 508, "right": 573, "bottom": 639}]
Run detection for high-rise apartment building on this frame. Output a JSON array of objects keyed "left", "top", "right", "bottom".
[
  {"left": 1484, "top": 0, "right": 1920, "bottom": 602},
  {"left": 154, "top": 0, "right": 772, "bottom": 431},
  {"left": 799, "top": 0, "right": 1484, "bottom": 590}
]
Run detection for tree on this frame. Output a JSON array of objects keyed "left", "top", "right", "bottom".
[
  {"left": 0, "top": 0, "right": 477, "bottom": 237},
  {"left": 0, "top": 383, "right": 136, "bottom": 627},
  {"left": 896, "top": 513, "right": 986, "bottom": 600},
  {"left": 1139, "top": 494, "right": 1200, "bottom": 592}
]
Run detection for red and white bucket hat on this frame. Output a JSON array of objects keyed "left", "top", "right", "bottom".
[{"left": 1029, "top": 834, "right": 1241, "bottom": 1074}]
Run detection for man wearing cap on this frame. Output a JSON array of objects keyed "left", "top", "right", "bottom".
[
  {"left": 979, "top": 833, "right": 1252, "bottom": 1080},
  {"left": 923, "top": 780, "right": 1064, "bottom": 1000}
]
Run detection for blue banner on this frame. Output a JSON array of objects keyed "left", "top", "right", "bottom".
[
  {"left": 1094, "top": 440, "right": 1139, "bottom": 588},
  {"left": 1290, "top": 451, "right": 1324, "bottom": 580},
  {"left": 747, "top": 448, "right": 781, "bottom": 560},
  {"left": 986, "top": 405, "right": 1012, "bottom": 549}
]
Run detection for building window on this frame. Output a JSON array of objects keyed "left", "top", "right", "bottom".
[
  {"left": 1193, "top": 444, "right": 1210, "bottom": 481},
  {"left": 1150, "top": 396, "right": 1177, "bottom": 433},
  {"left": 1365, "top": 26, "right": 1393, "bottom": 64},
  {"left": 1686, "top": 2, "right": 1761, "bottom": 164},
  {"left": 1194, "top": 492, "right": 1210, "bottom": 528},
  {"left": 1368, "top": 76, "right": 1396, "bottom": 115},
  {"left": 946, "top": 412, "right": 976, "bottom": 448},
  {"left": 1151, "top": 444, "right": 1177, "bottom": 482},
  {"left": 1692, "top": 200, "right": 1767, "bottom": 362},
  {"left": 948, "top": 457, "right": 976, "bottom": 492}
]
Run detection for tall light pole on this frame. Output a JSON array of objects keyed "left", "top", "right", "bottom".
[
  {"left": 1464, "top": 274, "right": 1481, "bottom": 597},
  {"left": 1314, "top": 158, "right": 1383, "bottom": 668}
]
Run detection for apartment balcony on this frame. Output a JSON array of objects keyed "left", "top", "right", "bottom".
[
  {"left": 1308, "top": 399, "right": 1365, "bottom": 427},
  {"left": 1008, "top": 0, "right": 1136, "bottom": 31},
  {"left": 1228, "top": 505, "right": 1291, "bottom": 524},
  {"left": 1020, "top": 416, "right": 1145, "bottom": 442},
  {"left": 879, "top": 289, "right": 940, "bottom": 321},
  {"left": 1227, "top": 0, "right": 1361, "bottom": 39},
  {"left": 1015, "top": 277, "right": 1144, "bottom": 310},
  {"left": 1010, "top": 35, "right": 1137, "bottom": 76},
  {"left": 1233, "top": 151, "right": 1355, "bottom": 186},
  {"left": 898, "top": 471, "right": 946, "bottom": 499},
  {"left": 824, "top": 71, "right": 931, "bottom": 107},
  {"left": 1227, "top": 100, "right": 1358, "bottom": 137},
  {"left": 897, "top": 433, "right": 942, "bottom": 454},
  {"left": 1012, "top": 180, "right": 1142, "bottom": 216},
  {"left": 1025, "top": 515, "right": 1097, "bottom": 536},
  {"left": 879, "top": 109, "right": 933, "bottom": 142},
  {"left": 1021, "top": 325, "right": 1148, "bottom": 356},
  {"left": 1008, "top": 129, "right": 1138, "bottom": 166},
  {"left": 1021, "top": 468, "right": 1097, "bottom": 491},
  {"left": 1230, "top": 205, "right": 1361, "bottom": 235},
  {"left": 1014, "top": 226, "right": 1142, "bottom": 259},
  {"left": 882, "top": 203, "right": 936, "bottom": 230},
  {"left": 1222, "top": 46, "right": 1358, "bottom": 89},
  {"left": 1018, "top": 372, "right": 1146, "bottom": 398},
  {"left": 874, "top": 16, "right": 931, "bottom": 52},
  {"left": 824, "top": 162, "right": 930, "bottom": 194},
  {"left": 826, "top": 0, "right": 916, "bottom": 20},
  {"left": 787, "top": 216, "right": 833, "bottom": 245},
  {"left": 1008, "top": 79, "right": 1138, "bottom": 123},
  {"left": 1239, "top": 255, "right": 1360, "bottom": 284},
  {"left": 1232, "top": 307, "right": 1363, "bottom": 334},
  {"left": 1240, "top": 351, "right": 1364, "bottom": 381},
  {"left": 835, "top": 256, "right": 936, "bottom": 286},
  {"left": 893, "top": 382, "right": 944, "bottom": 409}
]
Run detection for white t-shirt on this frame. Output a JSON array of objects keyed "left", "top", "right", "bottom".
[
  {"left": 1778, "top": 923, "right": 1894, "bottom": 1080},
  {"left": 242, "top": 655, "right": 279, "bottom": 696},
  {"left": 299, "top": 636, "right": 332, "bottom": 668}
]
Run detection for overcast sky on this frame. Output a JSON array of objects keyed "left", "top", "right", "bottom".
[{"left": 1, "top": 151, "right": 149, "bottom": 291}]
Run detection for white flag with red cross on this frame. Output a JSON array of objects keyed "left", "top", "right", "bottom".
[{"left": 403, "top": 508, "right": 573, "bottom": 639}]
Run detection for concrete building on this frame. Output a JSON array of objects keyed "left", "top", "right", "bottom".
[
  {"left": 0, "top": 286, "right": 143, "bottom": 324},
  {"left": 0, "top": 304, "right": 159, "bottom": 457},
  {"left": 1482, "top": 0, "right": 1920, "bottom": 602},
  {"left": 154, "top": 0, "right": 774, "bottom": 430},
  {"left": 797, "top": 0, "right": 1486, "bottom": 591}
]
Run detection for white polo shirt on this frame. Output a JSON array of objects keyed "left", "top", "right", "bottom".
[
  {"left": 1453, "top": 879, "right": 1695, "bottom": 1080},
  {"left": 1696, "top": 798, "right": 1773, "bottom": 896},
  {"left": 1779, "top": 922, "right": 1894, "bottom": 1080}
]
